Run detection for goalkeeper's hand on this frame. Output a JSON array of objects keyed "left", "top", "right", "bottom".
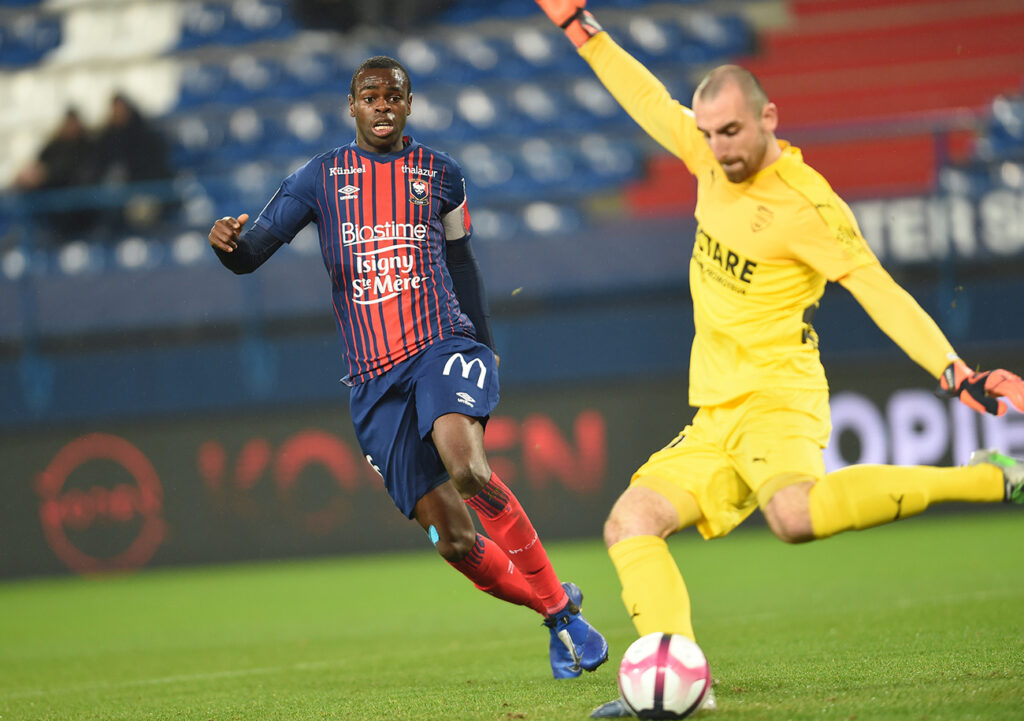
[
  {"left": 535, "top": 0, "right": 603, "bottom": 48},
  {"left": 937, "top": 359, "right": 1024, "bottom": 416}
]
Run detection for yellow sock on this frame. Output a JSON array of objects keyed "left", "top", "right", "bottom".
[
  {"left": 809, "top": 463, "right": 1003, "bottom": 538},
  {"left": 608, "top": 535, "right": 694, "bottom": 640}
]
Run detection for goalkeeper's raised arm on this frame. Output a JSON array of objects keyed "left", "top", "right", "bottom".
[{"left": 535, "top": 0, "right": 711, "bottom": 172}]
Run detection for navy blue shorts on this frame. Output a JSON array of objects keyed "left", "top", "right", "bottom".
[{"left": 349, "top": 336, "right": 500, "bottom": 518}]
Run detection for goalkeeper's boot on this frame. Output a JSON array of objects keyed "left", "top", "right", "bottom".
[
  {"left": 545, "top": 582, "right": 609, "bottom": 679},
  {"left": 969, "top": 450, "right": 1024, "bottom": 503},
  {"left": 590, "top": 688, "right": 717, "bottom": 718}
]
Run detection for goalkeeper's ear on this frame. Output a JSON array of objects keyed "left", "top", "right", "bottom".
[{"left": 536, "top": 0, "right": 603, "bottom": 48}]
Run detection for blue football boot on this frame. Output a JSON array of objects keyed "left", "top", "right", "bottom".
[{"left": 545, "top": 582, "right": 609, "bottom": 679}]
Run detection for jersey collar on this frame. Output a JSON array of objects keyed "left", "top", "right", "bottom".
[{"left": 346, "top": 136, "right": 419, "bottom": 162}]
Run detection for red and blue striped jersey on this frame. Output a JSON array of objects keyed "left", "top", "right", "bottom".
[{"left": 252, "top": 137, "right": 477, "bottom": 385}]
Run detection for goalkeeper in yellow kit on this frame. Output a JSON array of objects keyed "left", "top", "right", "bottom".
[{"left": 532, "top": 1, "right": 1024, "bottom": 716}]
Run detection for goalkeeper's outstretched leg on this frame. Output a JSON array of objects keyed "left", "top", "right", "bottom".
[{"left": 761, "top": 452, "right": 1023, "bottom": 543}]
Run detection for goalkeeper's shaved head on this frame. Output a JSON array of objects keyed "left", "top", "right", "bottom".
[{"left": 694, "top": 65, "right": 769, "bottom": 116}]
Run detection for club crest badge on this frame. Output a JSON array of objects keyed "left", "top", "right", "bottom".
[{"left": 408, "top": 179, "right": 429, "bottom": 205}]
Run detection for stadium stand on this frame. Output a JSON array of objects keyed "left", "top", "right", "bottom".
[{"left": 0, "top": 0, "right": 1023, "bottom": 423}]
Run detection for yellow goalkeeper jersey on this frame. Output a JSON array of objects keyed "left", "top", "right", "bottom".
[{"left": 580, "top": 33, "right": 880, "bottom": 406}]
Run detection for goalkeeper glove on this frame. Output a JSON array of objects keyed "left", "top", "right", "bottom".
[
  {"left": 535, "top": 0, "right": 603, "bottom": 48},
  {"left": 937, "top": 359, "right": 1024, "bottom": 416}
]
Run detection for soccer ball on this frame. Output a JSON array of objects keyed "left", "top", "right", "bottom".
[{"left": 617, "top": 633, "right": 711, "bottom": 719}]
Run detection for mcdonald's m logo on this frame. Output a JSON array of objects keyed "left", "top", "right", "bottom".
[{"left": 442, "top": 353, "right": 487, "bottom": 389}]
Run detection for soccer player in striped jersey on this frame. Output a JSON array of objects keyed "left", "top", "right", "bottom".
[
  {"left": 533, "top": 1, "right": 1024, "bottom": 716},
  {"left": 208, "top": 56, "right": 607, "bottom": 679}
]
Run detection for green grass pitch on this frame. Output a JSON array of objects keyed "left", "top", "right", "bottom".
[{"left": 2, "top": 511, "right": 1022, "bottom": 721}]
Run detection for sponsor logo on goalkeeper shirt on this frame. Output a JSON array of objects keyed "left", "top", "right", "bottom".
[{"left": 693, "top": 226, "right": 758, "bottom": 294}]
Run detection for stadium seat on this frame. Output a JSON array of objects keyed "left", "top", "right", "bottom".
[
  {"left": 177, "top": 2, "right": 231, "bottom": 49},
  {"left": 0, "top": 11, "right": 60, "bottom": 66},
  {"left": 176, "top": 60, "right": 230, "bottom": 109},
  {"left": 223, "top": 54, "right": 284, "bottom": 103},
  {"left": 986, "top": 94, "right": 1024, "bottom": 157},
  {"left": 277, "top": 50, "right": 338, "bottom": 98},
  {"left": 165, "top": 109, "right": 229, "bottom": 169}
]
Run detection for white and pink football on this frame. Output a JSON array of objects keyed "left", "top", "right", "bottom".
[{"left": 617, "top": 633, "right": 711, "bottom": 719}]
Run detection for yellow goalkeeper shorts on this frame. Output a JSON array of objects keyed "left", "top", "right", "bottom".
[{"left": 631, "top": 388, "right": 831, "bottom": 539}]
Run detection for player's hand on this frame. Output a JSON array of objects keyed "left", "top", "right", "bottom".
[
  {"left": 535, "top": 0, "right": 602, "bottom": 48},
  {"left": 937, "top": 359, "right": 1024, "bottom": 416},
  {"left": 209, "top": 213, "right": 249, "bottom": 253}
]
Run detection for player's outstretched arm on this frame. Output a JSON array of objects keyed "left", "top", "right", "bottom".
[
  {"left": 535, "top": 0, "right": 603, "bottom": 48},
  {"left": 209, "top": 212, "right": 284, "bottom": 274},
  {"left": 840, "top": 263, "right": 1024, "bottom": 416}
]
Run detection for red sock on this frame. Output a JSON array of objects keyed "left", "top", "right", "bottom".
[
  {"left": 449, "top": 534, "right": 546, "bottom": 615},
  {"left": 465, "top": 474, "right": 569, "bottom": 615}
]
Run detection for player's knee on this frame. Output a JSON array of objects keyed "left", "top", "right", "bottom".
[
  {"left": 447, "top": 461, "right": 490, "bottom": 499},
  {"left": 764, "top": 508, "right": 814, "bottom": 544},
  {"left": 762, "top": 482, "right": 815, "bottom": 544},
  {"left": 435, "top": 527, "right": 477, "bottom": 562},
  {"left": 603, "top": 512, "right": 632, "bottom": 548},
  {"left": 603, "top": 506, "right": 664, "bottom": 548}
]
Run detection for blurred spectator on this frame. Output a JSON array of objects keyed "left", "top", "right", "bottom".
[
  {"left": 95, "top": 92, "right": 175, "bottom": 235},
  {"left": 12, "top": 107, "right": 101, "bottom": 242}
]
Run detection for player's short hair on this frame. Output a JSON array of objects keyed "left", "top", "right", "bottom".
[
  {"left": 350, "top": 56, "right": 412, "bottom": 97},
  {"left": 694, "top": 65, "right": 769, "bottom": 115}
]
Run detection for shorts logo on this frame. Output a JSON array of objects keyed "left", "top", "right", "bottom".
[
  {"left": 339, "top": 185, "right": 359, "bottom": 199},
  {"left": 408, "top": 179, "right": 429, "bottom": 205},
  {"left": 442, "top": 352, "right": 487, "bottom": 390},
  {"left": 365, "top": 454, "right": 383, "bottom": 478},
  {"left": 456, "top": 391, "right": 476, "bottom": 408}
]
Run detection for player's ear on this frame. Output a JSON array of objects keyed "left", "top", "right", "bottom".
[
  {"left": 406, "top": 92, "right": 412, "bottom": 116},
  {"left": 348, "top": 94, "right": 355, "bottom": 117},
  {"left": 761, "top": 101, "right": 778, "bottom": 133}
]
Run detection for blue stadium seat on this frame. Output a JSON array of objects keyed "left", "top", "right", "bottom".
[
  {"left": 454, "top": 142, "right": 517, "bottom": 205},
  {"left": 986, "top": 95, "right": 1024, "bottom": 158},
  {"left": 448, "top": 85, "right": 507, "bottom": 140},
  {"left": 0, "top": 12, "right": 60, "bottom": 66},
  {"left": 445, "top": 33, "right": 503, "bottom": 85},
  {"left": 223, "top": 54, "right": 284, "bottom": 103},
  {"left": 176, "top": 60, "right": 229, "bottom": 109},
  {"left": 573, "top": 132, "right": 642, "bottom": 190},
  {"left": 513, "top": 137, "right": 577, "bottom": 197},
  {"left": 216, "top": 104, "right": 280, "bottom": 162},
  {"left": 395, "top": 37, "right": 450, "bottom": 90},
  {"left": 677, "top": 12, "right": 754, "bottom": 62},
  {"left": 177, "top": 2, "right": 232, "bottom": 49},
  {"left": 279, "top": 50, "right": 339, "bottom": 98},
  {"left": 566, "top": 76, "right": 629, "bottom": 130},
  {"left": 165, "top": 109, "right": 228, "bottom": 169},
  {"left": 231, "top": 0, "right": 296, "bottom": 42},
  {"left": 519, "top": 199, "right": 585, "bottom": 237},
  {"left": 178, "top": 0, "right": 296, "bottom": 49}
]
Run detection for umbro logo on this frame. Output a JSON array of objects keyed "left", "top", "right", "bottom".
[
  {"left": 339, "top": 185, "right": 359, "bottom": 199},
  {"left": 456, "top": 391, "right": 476, "bottom": 408}
]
